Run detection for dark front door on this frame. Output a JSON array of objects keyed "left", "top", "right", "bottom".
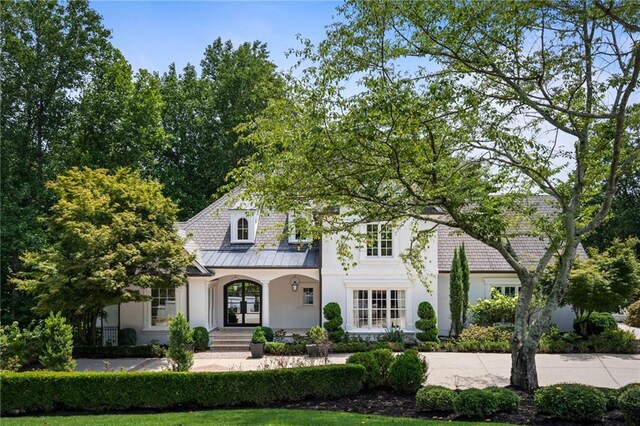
[{"left": 224, "top": 281, "right": 262, "bottom": 326}]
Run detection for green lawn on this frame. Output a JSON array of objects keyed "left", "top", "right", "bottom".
[{"left": 2, "top": 408, "right": 511, "bottom": 425}]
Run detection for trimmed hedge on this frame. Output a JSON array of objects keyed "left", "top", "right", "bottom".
[
  {"left": 485, "top": 387, "right": 520, "bottom": 412},
  {"left": 534, "top": 383, "right": 607, "bottom": 422},
  {"left": 620, "top": 386, "right": 640, "bottom": 426},
  {"left": 0, "top": 364, "right": 366, "bottom": 415},
  {"left": 72, "top": 345, "right": 166, "bottom": 358},
  {"left": 454, "top": 388, "right": 499, "bottom": 418},
  {"left": 416, "top": 385, "right": 456, "bottom": 412},
  {"left": 118, "top": 328, "right": 137, "bottom": 346}
]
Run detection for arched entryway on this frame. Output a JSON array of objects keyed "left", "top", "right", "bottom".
[{"left": 224, "top": 280, "right": 262, "bottom": 326}]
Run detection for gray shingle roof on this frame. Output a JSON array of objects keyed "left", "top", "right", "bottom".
[
  {"left": 176, "top": 188, "right": 319, "bottom": 269},
  {"left": 437, "top": 196, "right": 588, "bottom": 272}
]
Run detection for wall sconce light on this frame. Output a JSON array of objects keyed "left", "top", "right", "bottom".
[{"left": 290, "top": 276, "right": 299, "bottom": 292}]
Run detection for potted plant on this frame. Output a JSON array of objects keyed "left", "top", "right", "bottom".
[
  {"left": 306, "top": 325, "right": 329, "bottom": 357},
  {"left": 250, "top": 326, "right": 266, "bottom": 358}
]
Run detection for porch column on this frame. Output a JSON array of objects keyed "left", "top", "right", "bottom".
[{"left": 262, "top": 280, "right": 270, "bottom": 327}]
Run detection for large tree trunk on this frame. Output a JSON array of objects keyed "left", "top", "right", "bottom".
[{"left": 510, "top": 339, "right": 538, "bottom": 390}]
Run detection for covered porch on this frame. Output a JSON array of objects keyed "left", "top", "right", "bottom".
[{"left": 187, "top": 268, "right": 321, "bottom": 332}]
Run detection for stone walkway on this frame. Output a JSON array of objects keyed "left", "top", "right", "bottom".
[{"left": 75, "top": 351, "right": 640, "bottom": 389}]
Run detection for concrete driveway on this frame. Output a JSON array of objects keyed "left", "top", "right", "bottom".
[{"left": 75, "top": 351, "right": 640, "bottom": 389}]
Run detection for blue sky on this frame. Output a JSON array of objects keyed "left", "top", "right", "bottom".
[{"left": 90, "top": 1, "right": 341, "bottom": 74}]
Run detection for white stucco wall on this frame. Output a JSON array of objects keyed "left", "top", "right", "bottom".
[
  {"left": 119, "top": 285, "right": 188, "bottom": 345},
  {"left": 437, "top": 273, "right": 575, "bottom": 335},
  {"left": 321, "top": 220, "right": 439, "bottom": 334}
]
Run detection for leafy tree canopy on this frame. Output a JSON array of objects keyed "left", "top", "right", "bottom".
[
  {"left": 233, "top": 0, "right": 640, "bottom": 389},
  {"left": 13, "top": 168, "right": 193, "bottom": 345}
]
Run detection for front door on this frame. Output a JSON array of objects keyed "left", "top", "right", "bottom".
[{"left": 224, "top": 281, "right": 262, "bottom": 326}]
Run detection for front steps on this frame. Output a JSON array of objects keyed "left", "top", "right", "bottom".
[{"left": 208, "top": 328, "right": 253, "bottom": 351}]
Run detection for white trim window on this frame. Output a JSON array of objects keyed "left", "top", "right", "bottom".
[
  {"left": 352, "top": 289, "right": 406, "bottom": 329},
  {"left": 237, "top": 218, "right": 249, "bottom": 241},
  {"left": 302, "top": 287, "right": 314, "bottom": 306},
  {"left": 366, "top": 223, "right": 393, "bottom": 257},
  {"left": 151, "top": 288, "right": 176, "bottom": 326},
  {"left": 483, "top": 278, "right": 521, "bottom": 298},
  {"left": 288, "top": 211, "right": 313, "bottom": 244}
]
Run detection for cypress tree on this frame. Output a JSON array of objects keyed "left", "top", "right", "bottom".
[
  {"left": 449, "top": 248, "right": 463, "bottom": 335},
  {"left": 460, "top": 243, "right": 471, "bottom": 325}
]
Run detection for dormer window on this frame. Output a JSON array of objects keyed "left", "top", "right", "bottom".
[
  {"left": 237, "top": 218, "right": 249, "bottom": 241},
  {"left": 230, "top": 208, "right": 258, "bottom": 244},
  {"left": 288, "top": 211, "right": 312, "bottom": 244}
]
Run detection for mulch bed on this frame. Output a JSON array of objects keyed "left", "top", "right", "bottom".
[{"left": 276, "top": 388, "right": 626, "bottom": 425}]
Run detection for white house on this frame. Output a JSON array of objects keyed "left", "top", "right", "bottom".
[{"left": 109, "top": 190, "right": 576, "bottom": 345}]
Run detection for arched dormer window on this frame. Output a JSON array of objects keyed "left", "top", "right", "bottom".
[{"left": 237, "top": 218, "right": 249, "bottom": 241}]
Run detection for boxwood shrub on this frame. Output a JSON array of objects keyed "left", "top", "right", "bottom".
[
  {"left": 534, "top": 383, "right": 607, "bottom": 422},
  {"left": 416, "top": 385, "right": 456, "bottom": 412},
  {"left": 72, "top": 344, "right": 166, "bottom": 359},
  {"left": 388, "top": 349, "right": 427, "bottom": 394},
  {"left": 0, "top": 364, "right": 366, "bottom": 415},
  {"left": 346, "top": 352, "right": 381, "bottom": 389},
  {"left": 619, "top": 386, "right": 640, "bottom": 426},
  {"left": 484, "top": 387, "right": 520, "bottom": 412},
  {"left": 453, "top": 388, "right": 499, "bottom": 418}
]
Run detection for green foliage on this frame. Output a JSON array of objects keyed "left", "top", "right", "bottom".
[
  {"left": 378, "top": 325, "right": 405, "bottom": 343},
  {"left": 251, "top": 326, "right": 267, "bottom": 344},
  {"left": 0, "top": 364, "right": 366, "bottom": 415},
  {"left": 40, "top": 312, "right": 75, "bottom": 372},
  {"left": 620, "top": 387, "right": 640, "bottom": 426},
  {"left": 388, "top": 349, "right": 427, "bottom": 394},
  {"left": 573, "top": 312, "right": 618, "bottom": 337},
  {"left": 192, "top": 327, "right": 209, "bottom": 351},
  {"left": 587, "top": 328, "right": 637, "bottom": 353},
  {"left": 415, "top": 301, "right": 439, "bottom": 343},
  {"left": 0, "top": 321, "right": 43, "bottom": 371},
  {"left": 261, "top": 327, "right": 274, "bottom": 342},
  {"left": 12, "top": 168, "right": 192, "bottom": 345},
  {"left": 456, "top": 325, "right": 512, "bottom": 353},
  {"left": 453, "top": 388, "right": 499, "bottom": 418},
  {"left": 534, "top": 384, "right": 607, "bottom": 422},
  {"left": 449, "top": 248, "right": 464, "bottom": 336},
  {"left": 264, "top": 342, "right": 306, "bottom": 355},
  {"left": 459, "top": 244, "right": 471, "bottom": 324},
  {"left": 416, "top": 385, "right": 456, "bottom": 412},
  {"left": 484, "top": 387, "right": 520, "bottom": 413},
  {"left": 167, "top": 313, "right": 193, "bottom": 372},
  {"left": 1, "top": 0, "right": 112, "bottom": 326},
  {"left": 323, "top": 302, "right": 345, "bottom": 343},
  {"left": 346, "top": 352, "right": 382, "bottom": 389},
  {"left": 308, "top": 326, "right": 328, "bottom": 344},
  {"left": 626, "top": 300, "right": 640, "bottom": 327},
  {"left": 118, "top": 328, "right": 137, "bottom": 346},
  {"left": 370, "top": 348, "right": 394, "bottom": 386},
  {"left": 596, "top": 387, "right": 621, "bottom": 410},
  {"left": 72, "top": 344, "right": 166, "bottom": 359},
  {"left": 564, "top": 239, "right": 640, "bottom": 320},
  {"left": 470, "top": 289, "right": 518, "bottom": 326}
]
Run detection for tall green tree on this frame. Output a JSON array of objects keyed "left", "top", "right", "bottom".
[
  {"left": 1, "top": 0, "right": 112, "bottom": 323},
  {"left": 13, "top": 168, "right": 192, "bottom": 345},
  {"left": 449, "top": 248, "right": 463, "bottom": 336},
  {"left": 68, "top": 48, "right": 167, "bottom": 170},
  {"left": 158, "top": 39, "right": 285, "bottom": 219},
  {"left": 234, "top": 1, "right": 639, "bottom": 389},
  {"left": 460, "top": 244, "right": 471, "bottom": 325}
]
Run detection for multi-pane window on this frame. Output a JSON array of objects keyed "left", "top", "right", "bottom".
[
  {"left": 151, "top": 288, "right": 176, "bottom": 326},
  {"left": 237, "top": 218, "right": 249, "bottom": 240},
  {"left": 352, "top": 290, "right": 406, "bottom": 329},
  {"left": 302, "top": 287, "right": 314, "bottom": 305},
  {"left": 366, "top": 224, "right": 392, "bottom": 257},
  {"left": 353, "top": 290, "right": 369, "bottom": 328},
  {"left": 491, "top": 285, "right": 519, "bottom": 297}
]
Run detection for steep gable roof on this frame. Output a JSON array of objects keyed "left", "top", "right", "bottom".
[{"left": 176, "top": 188, "right": 319, "bottom": 269}]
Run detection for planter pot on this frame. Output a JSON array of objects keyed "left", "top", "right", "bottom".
[
  {"left": 306, "top": 344, "right": 322, "bottom": 357},
  {"left": 250, "top": 342, "right": 265, "bottom": 358}
]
